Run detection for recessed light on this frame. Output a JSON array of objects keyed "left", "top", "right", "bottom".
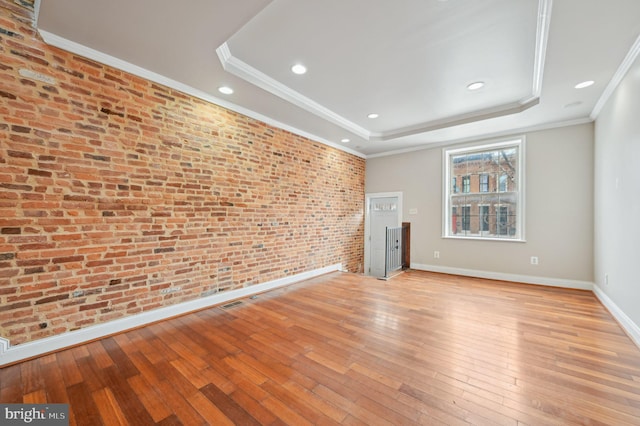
[
  {"left": 341, "top": 138, "right": 350, "bottom": 143},
  {"left": 291, "top": 64, "right": 307, "bottom": 75},
  {"left": 367, "top": 113, "right": 379, "bottom": 119},
  {"left": 467, "top": 81, "right": 485, "bottom": 91},
  {"left": 574, "top": 80, "right": 594, "bottom": 89},
  {"left": 218, "top": 86, "right": 234, "bottom": 95}
]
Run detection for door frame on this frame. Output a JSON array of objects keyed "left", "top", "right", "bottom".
[{"left": 364, "top": 192, "right": 403, "bottom": 276}]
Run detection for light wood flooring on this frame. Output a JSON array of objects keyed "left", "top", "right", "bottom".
[{"left": 2, "top": 270, "right": 640, "bottom": 425}]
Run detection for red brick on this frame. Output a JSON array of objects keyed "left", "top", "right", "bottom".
[{"left": 0, "top": 2, "right": 364, "bottom": 346}]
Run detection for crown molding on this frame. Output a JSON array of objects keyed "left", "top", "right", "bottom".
[
  {"left": 375, "top": 97, "right": 540, "bottom": 142},
  {"left": 365, "top": 116, "right": 593, "bottom": 159},
  {"left": 37, "top": 30, "right": 366, "bottom": 159},
  {"left": 216, "top": 43, "right": 372, "bottom": 140},
  {"left": 533, "top": 0, "right": 553, "bottom": 96},
  {"left": 591, "top": 33, "right": 640, "bottom": 120},
  {"left": 218, "top": 0, "right": 552, "bottom": 143},
  {"left": 33, "top": 0, "right": 42, "bottom": 26}
]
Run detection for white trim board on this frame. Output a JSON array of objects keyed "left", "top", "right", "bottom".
[
  {"left": 363, "top": 192, "right": 403, "bottom": 277},
  {"left": 0, "top": 264, "right": 341, "bottom": 367},
  {"left": 411, "top": 263, "right": 594, "bottom": 290},
  {"left": 593, "top": 285, "right": 640, "bottom": 349}
]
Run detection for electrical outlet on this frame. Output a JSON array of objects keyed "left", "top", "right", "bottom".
[
  {"left": 605, "top": 274, "right": 609, "bottom": 286},
  {"left": 530, "top": 256, "right": 539, "bottom": 265},
  {"left": 434, "top": 251, "right": 440, "bottom": 259}
]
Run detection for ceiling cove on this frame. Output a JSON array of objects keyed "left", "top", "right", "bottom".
[{"left": 217, "top": 0, "right": 553, "bottom": 142}]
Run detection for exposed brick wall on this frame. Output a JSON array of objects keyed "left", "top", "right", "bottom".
[{"left": 0, "top": 1, "right": 365, "bottom": 345}]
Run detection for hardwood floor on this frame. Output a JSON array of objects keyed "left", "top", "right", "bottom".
[{"left": 2, "top": 270, "right": 640, "bottom": 425}]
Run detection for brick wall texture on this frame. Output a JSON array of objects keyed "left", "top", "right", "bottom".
[{"left": 0, "top": 1, "right": 365, "bottom": 345}]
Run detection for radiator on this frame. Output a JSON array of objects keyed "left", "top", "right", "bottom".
[{"left": 384, "top": 226, "right": 403, "bottom": 279}]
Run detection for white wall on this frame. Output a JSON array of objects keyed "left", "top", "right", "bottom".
[
  {"left": 594, "top": 54, "right": 640, "bottom": 331},
  {"left": 366, "top": 123, "right": 594, "bottom": 287}
]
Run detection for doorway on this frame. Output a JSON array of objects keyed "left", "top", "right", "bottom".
[{"left": 364, "top": 192, "right": 402, "bottom": 277}]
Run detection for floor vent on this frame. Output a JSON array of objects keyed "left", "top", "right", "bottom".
[{"left": 220, "top": 300, "right": 243, "bottom": 309}]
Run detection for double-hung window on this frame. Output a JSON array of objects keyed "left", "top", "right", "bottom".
[
  {"left": 479, "top": 174, "right": 489, "bottom": 192},
  {"left": 443, "top": 138, "right": 525, "bottom": 241},
  {"left": 462, "top": 175, "right": 471, "bottom": 193}
]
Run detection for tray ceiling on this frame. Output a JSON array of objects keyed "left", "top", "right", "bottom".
[{"left": 36, "top": 0, "right": 640, "bottom": 156}]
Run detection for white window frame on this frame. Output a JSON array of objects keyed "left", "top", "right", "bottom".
[{"left": 442, "top": 138, "right": 525, "bottom": 242}]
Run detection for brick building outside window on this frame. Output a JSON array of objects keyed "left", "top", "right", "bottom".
[{"left": 445, "top": 139, "right": 524, "bottom": 240}]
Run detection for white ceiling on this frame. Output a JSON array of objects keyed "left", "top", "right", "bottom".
[{"left": 36, "top": 0, "right": 640, "bottom": 158}]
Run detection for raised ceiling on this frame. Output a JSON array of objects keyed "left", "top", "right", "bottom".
[{"left": 36, "top": 0, "right": 640, "bottom": 157}]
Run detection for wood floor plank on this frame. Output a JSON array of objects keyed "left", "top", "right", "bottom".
[
  {"left": 19, "top": 359, "right": 44, "bottom": 395},
  {"left": 151, "top": 379, "right": 208, "bottom": 425},
  {"left": 259, "top": 395, "right": 315, "bottom": 426},
  {"left": 127, "top": 374, "right": 174, "bottom": 423},
  {"left": 92, "top": 387, "right": 129, "bottom": 426},
  {"left": 22, "top": 388, "right": 46, "bottom": 403},
  {"left": 39, "top": 357, "right": 70, "bottom": 404},
  {"left": 100, "top": 337, "right": 140, "bottom": 379},
  {"left": 66, "top": 382, "right": 103, "bottom": 426},
  {"left": 199, "top": 382, "right": 262, "bottom": 426},
  {"left": 1, "top": 270, "right": 640, "bottom": 425},
  {"left": 186, "top": 391, "right": 235, "bottom": 426},
  {"left": 55, "top": 349, "right": 84, "bottom": 388},
  {"left": 97, "top": 365, "right": 156, "bottom": 425}
]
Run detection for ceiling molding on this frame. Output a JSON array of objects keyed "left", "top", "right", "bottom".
[
  {"left": 216, "top": 43, "right": 372, "bottom": 140},
  {"left": 37, "top": 30, "right": 366, "bottom": 159},
  {"left": 590, "top": 33, "right": 640, "bottom": 120},
  {"left": 374, "top": 97, "right": 540, "bottom": 141},
  {"left": 218, "top": 0, "right": 553, "bottom": 142},
  {"left": 33, "top": 0, "right": 42, "bottom": 26},
  {"left": 532, "top": 0, "right": 553, "bottom": 95},
  {"left": 366, "top": 116, "right": 593, "bottom": 159}
]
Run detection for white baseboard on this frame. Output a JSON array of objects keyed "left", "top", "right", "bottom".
[
  {"left": 412, "top": 263, "right": 640, "bottom": 351},
  {"left": 593, "top": 285, "right": 640, "bottom": 349},
  {"left": 410, "top": 263, "right": 594, "bottom": 290},
  {"left": 0, "top": 264, "right": 341, "bottom": 367}
]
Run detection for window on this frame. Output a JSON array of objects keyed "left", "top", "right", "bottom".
[
  {"left": 497, "top": 205, "right": 510, "bottom": 235},
  {"left": 462, "top": 175, "right": 470, "bottom": 193},
  {"left": 479, "top": 174, "right": 489, "bottom": 192},
  {"left": 461, "top": 206, "right": 471, "bottom": 231},
  {"left": 499, "top": 174, "right": 508, "bottom": 192},
  {"left": 479, "top": 205, "right": 490, "bottom": 232},
  {"left": 443, "top": 138, "right": 524, "bottom": 240}
]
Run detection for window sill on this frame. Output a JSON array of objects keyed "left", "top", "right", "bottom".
[{"left": 442, "top": 235, "right": 526, "bottom": 243}]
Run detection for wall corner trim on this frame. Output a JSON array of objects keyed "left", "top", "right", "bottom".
[
  {"left": 593, "top": 285, "right": 640, "bottom": 349},
  {"left": 0, "top": 264, "right": 341, "bottom": 367},
  {"left": 411, "top": 263, "right": 594, "bottom": 291}
]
